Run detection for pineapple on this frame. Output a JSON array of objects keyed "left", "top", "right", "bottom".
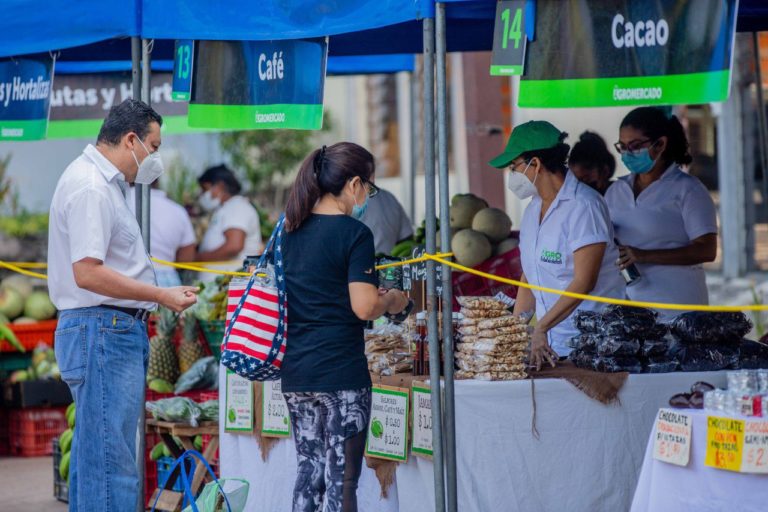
[
  {"left": 178, "top": 312, "right": 205, "bottom": 374},
  {"left": 147, "top": 308, "right": 180, "bottom": 384}
]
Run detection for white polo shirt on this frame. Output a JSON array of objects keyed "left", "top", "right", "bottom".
[
  {"left": 604, "top": 164, "right": 718, "bottom": 319},
  {"left": 48, "top": 144, "right": 157, "bottom": 310},
  {"left": 519, "top": 171, "right": 626, "bottom": 355},
  {"left": 127, "top": 188, "right": 196, "bottom": 287},
  {"left": 198, "top": 195, "right": 262, "bottom": 281}
]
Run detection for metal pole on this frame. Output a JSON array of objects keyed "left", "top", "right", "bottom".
[
  {"left": 423, "top": 16, "right": 446, "bottom": 512},
  {"left": 132, "top": 37, "right": 143, "bottom": 227},
  {"left": 752, "top": 32, "right": 768, "bottom": 217},
  {"left": 135, "top": 37, "right": 152, "bottom": 512},
  {"left": 435, "top": 5, "right": 457, "bottom": 512},
  {"left": 410, "top": 70, "right": 419, "bottom": 223}
]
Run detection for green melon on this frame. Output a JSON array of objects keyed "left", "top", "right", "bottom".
[
  {"left": 451, "top": 229, "right": 492, "bottom": 268},
  {"left": 449, "top": 194, "right": 488, "bottom": 229},
  {"left": 24, "top": 291, "right": 56, "bottom": 321},
  {"left": 0, "top": 287, "right": 24, "bottom": 320},
  {"left": 472, "top": 207, "right": 513, "bottom": 243}
]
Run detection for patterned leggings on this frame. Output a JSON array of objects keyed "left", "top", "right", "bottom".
[{"left": 283, "top": 388, "right": 372, "bottom": 512}]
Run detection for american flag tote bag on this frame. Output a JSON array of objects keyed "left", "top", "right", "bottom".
[{"left": 221, "top": 214, "right": 287, "bottom": 381}]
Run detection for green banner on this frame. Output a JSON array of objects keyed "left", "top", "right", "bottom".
[
  {"left": 0, "top": 56, "right": 54, "bottom": 141},
  {"left": 519, "top": 0, "right": 738, "bottom": 107},
  {"left": 188, "top": 104, "right": 324, "bottom": 130}
]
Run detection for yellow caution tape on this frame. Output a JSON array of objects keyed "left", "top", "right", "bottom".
[
  {"left": 0, "top": 261, "right": 48, "bottom": 280},
  {"left": 149, "top": 257, "right": 251, "bottom": 277}
]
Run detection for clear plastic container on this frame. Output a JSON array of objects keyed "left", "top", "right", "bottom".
[
  {"left": 727, "top": 370, "right": 759, "bottom": 394},
  {"left": 757, "top": 369, "right": 768, "bottom": 393}
]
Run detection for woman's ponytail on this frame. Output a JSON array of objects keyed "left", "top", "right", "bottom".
[
  {"left": 664, "top": 115, "right": 693, "bottom": 166},
  {"left": 285, "top": 148, "right": 324, "bottom": 231}
]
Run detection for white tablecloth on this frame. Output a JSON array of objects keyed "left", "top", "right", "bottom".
[
  {"left": 220, "top": 371, "right": 726, "bottom": 512},
  {"left": 631, "top": 408, "right": 768, "bottom": 512}
]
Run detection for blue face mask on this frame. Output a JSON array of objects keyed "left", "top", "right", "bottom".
[
  {"left": 621, "top": 145, "right": 657, "bottom": 174},
  {"left": 352, "top": 195, "right": 369, "bottom": 220}
]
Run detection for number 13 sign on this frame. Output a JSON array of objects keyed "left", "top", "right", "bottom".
[{"left": 490, "top": 0, "right": 531, "bottom": 76}]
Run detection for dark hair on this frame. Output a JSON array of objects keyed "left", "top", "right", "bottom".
[
  {"left": 198, "top": 164, "right": 243, "bottom": 195},
  {"left": 520, "top": 137, "right": 571, "bottom": 176},
  {"left": 568, "top": 131, "right": 616, "bottom": 179},
  {"left": 96, "top": 99, "right": 162, "bottom": 146},
  {"left": 285, "top": 142, "right": 375, "bottom": 231},
  {"left": 620, "top": 107, "right": 692, "bottom": 166}
]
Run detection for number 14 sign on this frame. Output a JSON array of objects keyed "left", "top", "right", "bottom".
[{"left": 491, "top": 0, "right": 529, "bottom": 76}]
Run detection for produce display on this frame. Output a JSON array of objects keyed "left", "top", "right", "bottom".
[
  {"left": 365, "top": 324, "right": 413, "bottom": 376},
  {"left": 0, "top": 276, "right": 56, "bottom": 352},
  {"left": 194, "top": 276, "right": 232, "bottom": 323},
  {"left": 145, "top": 397, "right": 219, "bottom": 427},
  {"left": 147, "top": 308, "right": 207, "bottom": 390},
  {"left": 9, "top": 344, "right": 61, "bottom": 382},
  {"left": 454, "top": 297, "right": 528, "bottom": 381},
  {"left": 58, "top": 402, "right": 76, "bottom": 484},
  {"left": 569, "top": 307, "right": 755, "bottom": 374},
  {"left": 174, "top": 356, "right": 218, "bottom": 394},
  {"left": 449, "top": 194, "right": 517, "bottom": 268}
]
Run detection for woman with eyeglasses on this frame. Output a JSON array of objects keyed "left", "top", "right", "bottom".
[
  {"left": 604, "top": 107, "right": 718, "bottom": 318},
  {"left": 490, "top": 121, "right": 625, "bottom": 369},
  {"left": 280, "top": 142, "right": 408, "bottom": 512}
]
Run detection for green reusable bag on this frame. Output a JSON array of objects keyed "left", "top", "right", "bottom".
[{"left": 182, "top": 478, "right": 249, "bottom": 512}]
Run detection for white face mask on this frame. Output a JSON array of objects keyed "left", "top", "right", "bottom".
[
  {"left": 131, "top": 137, "right": 165, "bottom": 185},
  {"left": 199, "top": 189, "right": 222, "bottom": 211},
  {"left": 507, "top": 160, "right": 538, "bottom": 200}
]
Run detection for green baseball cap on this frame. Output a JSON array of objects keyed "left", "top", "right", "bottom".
[{"left": 488, "top": 120, "right": 564, "bottom": 169}]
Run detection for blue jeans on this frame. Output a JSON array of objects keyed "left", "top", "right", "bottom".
[{"left": 54, "top": 307, "right": 149, "bottom": 512}]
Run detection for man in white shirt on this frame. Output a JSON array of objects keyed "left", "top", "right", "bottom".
[
  {"left": 127, "top": 182, "right": 197, "bottom": 286},
  {"left": 48, "top": 99, "right": 197, "bottom": 512}
]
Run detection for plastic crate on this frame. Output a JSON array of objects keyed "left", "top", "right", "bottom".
[
  {"left": 53, "top": 438, "right": 69, "bottom": 503},
  {"left": 198, "top": 390, "right": 218, "bottom": 403},
  {"left": 144, "top": 432, "right": 161, "bottom": 507},
  {"left": 0, "top": 410, "right": 9, "bottom": 456},
  {"left": 157, "top": 456, "right": 184, "bottom": 492},
  {"left": 145, "top": 388, "right": 211, "bottom": 404},
  {"left": 1, "top": 320, "right": 58, "bottom": 352},
  {"left": 201, "top": 434, "right": 219, "bottom": 463},
  {"left": 8, "top": 406, "right": 68, "bottom": 456},
  {"left": 199, "top": 320, "right": 225, "bottom": 360},
  {"left": 451, "top": 243, "right": 523, "bottom": 310}
]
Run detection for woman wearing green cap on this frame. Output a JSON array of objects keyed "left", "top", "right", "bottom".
[{"left": 490, "top": 121, "right": 625, "bottom": 369}]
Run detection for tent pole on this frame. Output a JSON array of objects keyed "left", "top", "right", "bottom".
[
  {"left": 752, "top": 32, "right": 768, "bottom": 218},
  {"left": 130, "top": 36, "right": 146, "bottom": 512},
  {"left": 423, "top": 16, "right": 446, "bottom": 512},
  {"left": 435, "top": 4, "right": 457, "bottom": 512},
  {"left": 410, "top": 70, "right": 418, "bottom": 223}
]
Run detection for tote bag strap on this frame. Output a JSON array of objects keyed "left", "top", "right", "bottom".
[{"left": 150, "top": 450, "right": 233, "bottom": 512}]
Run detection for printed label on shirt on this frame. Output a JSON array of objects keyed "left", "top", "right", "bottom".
[{"left": 540, "top": 249, "right": 562, "bottom": 265}]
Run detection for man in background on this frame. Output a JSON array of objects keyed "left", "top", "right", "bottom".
[{"left": 361, "top": 185, "right": 413, "bottom": 255}]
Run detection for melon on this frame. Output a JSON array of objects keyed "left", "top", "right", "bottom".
[
  {"left": 450, "top": 194, "right": 488, "bottom": 229},
  {"left": 24, "top": 291, "right": 56, "bottom": 321},
  {"left": 472, "top": 207, "right": 513, "bottom": 243},
  {"left": 12, "top": 316, "right": 36, "bottom": 325},
  {"left": 451, "top": 229, "right": 492, "bottom": 268},
  {"left": 494, "top": 238, "right": 520, "bottom": 256},
  {"left": 0, "top": 287, "right": 24, "bottom": 320},
  {"left": 1, "top": 275, "right": 34, "bottom": 300}
]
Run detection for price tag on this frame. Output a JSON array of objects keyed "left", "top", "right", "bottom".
[
  {"left": 705, "top": 415, "right": 745, "bottom": 472},
  {"left": 742, "top": 419, "right": 768, "bottom": 474},
  {"left": 261, "top": 380, "right": 291, "bottom": 438},
  {"left": 365, "top": 385, "right": 409, "bottom": 462},
  {"left": 652, "top": 409, "right": 692, "bottom": 467},
  {"left": 172, "top": 39, "right": 194, "bottom": 101},
  {"left": 490, "top": 1, "right": 529, "bottom": 76},
  {"left": 411, "top": 383, "right": 433, "bottom": 458},
  {"left": 224, "top": 369, "right": 254, "bottom": 432}
]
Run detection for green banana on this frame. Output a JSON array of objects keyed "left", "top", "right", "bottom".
[{"left": 0, "top": 323, "right": 25, "bottom": 352}]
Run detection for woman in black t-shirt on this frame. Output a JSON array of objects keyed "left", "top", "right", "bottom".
[{"left": 281, "top": 142, "right": 409, "bottom": 512}]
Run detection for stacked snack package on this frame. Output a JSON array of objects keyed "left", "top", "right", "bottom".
[
  {"left": 667, "top": 312, "right": 751, "bottom": 372},
  {"left": 365, "top": 323, "right": 413, "bottom": 376},
  {"left": 454, "top": 297, "right": 528, "bottom": 381},
  {"left": 703, "top": 369, "right": 768, "bottom": 417}
]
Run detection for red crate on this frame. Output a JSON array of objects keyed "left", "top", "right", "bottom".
[
  {"left": 145, "top": 388, "right": 210, "bottom": 404},
  {"left": 8, "top": 406, "right": 68, "bottom": 456},
  {"left": 2, "top": 320, "right": 58, "bottom": 352},
  {"left": 144, "top": 432, "right": 161, "bottom": 507},
  {"left": 451, "top": 239, "right": 523, "bottom": 310},
  {"left": 201, "top": 434, "right": 219, "bottom": 463},
  {"left": 198, "top": 391, "right": 218, "bottom": 403},
  {"left": 0, "top": 410, "right": 9, "bottom": 456}
]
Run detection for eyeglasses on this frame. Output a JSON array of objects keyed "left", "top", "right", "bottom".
[
  {"left": 364, "top": 180, "right": 379, "bottom": 198},
  {"left": 509, "top": 160, "right": 531, "bottom": 173},
  {"left": 613, "top": 138, "right": 655, "bottom": 154}
]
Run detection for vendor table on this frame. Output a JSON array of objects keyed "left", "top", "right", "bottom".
[
  {"left": 219, "top": 371, "right": 726, "bottom": 512},
  {"left": 631, "top": 408, "right": 768, "bottom": 512}
]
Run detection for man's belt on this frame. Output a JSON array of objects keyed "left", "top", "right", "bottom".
[{"left": 101, "top": 305, "right": 151, "bottom": 322}]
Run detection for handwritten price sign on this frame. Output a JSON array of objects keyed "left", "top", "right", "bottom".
[
  {"left": 365, "top": 385, "right": 409, "bottom": 462},
  {"left": 653, "top": 409, "right": 692, "bottom": 467},
  {"left": 224, "top": 370, "right": 254, "bottom": 432},
  {"left": 261, "top": 380, "right": 290, "bottom": 437},
  {"left": 705, "top": 416, "right": 745, "bottom": 472},
  {"left": 411, "top": 383, "right": 433, "bottom": 458},
  {"left": 742, "top": 420, "right": 768, "bottom": 474}
]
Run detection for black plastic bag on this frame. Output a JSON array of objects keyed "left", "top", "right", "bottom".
[
  {"left": 677, "top": 345, "right": 740, "bottom": 372},
  {"left": 574, "top": 310, "right": 603, "bottom": 333},
  {"left": 602, "top": 305, "right": 658, "bottom": 327},
  {"left": 595, "top": 336, "right": 640, "bottom": 357},
  {"left": 739, "top": 339, "right": 768, "bottom": 369},
  {"left": 594, "top": 356, "right": 643, "bottom": 373},
  {"left": 640, "top": 338, "right": 669, "bottom": 358},
  {"left": 568, "top": 347, "right": 595, "bottom": 370},
  {"left": 644, "top": 357, "right": 679, "bottom": 374},
  {"left": 567, "top": 333, "right": 600, "bottom": 352},
  {"left": 671, "top": 312, "right": 752, "bottom": 346}
]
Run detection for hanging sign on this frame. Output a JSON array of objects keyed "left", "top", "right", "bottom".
[
  {"left": 705, "top": 415, "right": 744, "bottom": 472},
  {"left": 224, "top": 369, "right": 254, "bottom": 432},
  {"left": 742, "top": 420, "right": 768, "bottom": 474},
  {"left": 520, "top": 0, "right": 739, "bottom": 107},
  {"left": 260, "top": 380, "right": 290, "bottom": 438},
  {"left": 652, "top": 409, "right": 692, "bottom": 467},
  {"left": 172, "top": 40, "right": 194, "bottom": 101},
  {"left": 490, "top": 1, "right": 529, "bottom": 76},
  {"left": 0, "top": 56, "right": 54, "bottom": 141},
  {"left": 47, "top": 71, "right": 206, "bottom": 138},
  {"left": 189, "top": 39, "right": 327, "bottom": 130},
  {"left": 411, "top": 383, "right": 433, "bottom": 458},
  {"left": 365, "top": 385, "right": 409, "bottom": 462}
]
